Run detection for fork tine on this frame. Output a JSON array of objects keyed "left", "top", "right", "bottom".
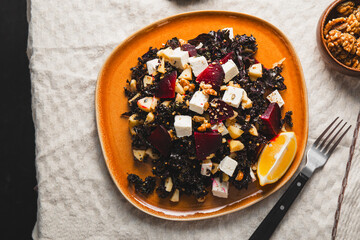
[
  {"left": 322, "top": 121, "right": 347, "bottom": 153},
  {"left": 318, "top": 119, "right": 343, "bottom": 149},
  {"left": 326, "top": 124, "right": 352, "bottom": 157},
  {"left": 314, "top": 117, "right": 339, "bottom": 147}
]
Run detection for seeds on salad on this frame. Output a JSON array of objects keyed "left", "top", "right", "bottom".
[{"left": 125, "top": 28, "right": 292, "bottom": 200}]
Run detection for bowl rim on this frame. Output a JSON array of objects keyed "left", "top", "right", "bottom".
[{"left": 319, "top": 0, "right": 360, "bottom": 73}]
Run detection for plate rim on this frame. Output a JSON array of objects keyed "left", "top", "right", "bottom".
[{"left": 95, "top": 10, "right": 309, "bottom": 221}]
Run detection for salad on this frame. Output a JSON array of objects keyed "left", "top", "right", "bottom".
[{"left": 123, "top": 28, "right": 293, "bottom": 202}]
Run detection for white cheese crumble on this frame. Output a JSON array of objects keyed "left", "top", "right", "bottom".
[
  {"left": 169, "top": 47, "right": 189, "bottom": 70},
  {"left": 189, "top": 91, "right": 209, "bottom": 114},
  {"left": 212, "top": 177, "right": 229, "bottom": 198},
  {"left": 219, "top": 156, "right": 238, "bottom": 177},
  {"left": 222, "top": 59, "right": 239, "bottom": 83},
  {"left": 174, "top": 115, "right": 192, "bottom": 137},
  {"left": 188, "top": 56, "right": 208, "bottom": 77},
  {"left": 222, "top": 86, "right": 244, "bottom": 108},
  {"left": 201, "top": 160, "right": 212, "bottom": 176},
  {"left": 211, "top": 122, "right": 229, "bottom": 136},
  {"left": 146, "top": 59, "right": 159, "bottom": 75},
  {"left": 266, "top": 90, "right": 285, "bottom": 108},
  {"left": 222, "top": 27, "right": 234, "bottom": 40}
]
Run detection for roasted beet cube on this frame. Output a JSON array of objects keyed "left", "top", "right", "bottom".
[
  {"left": 148, "top": 125, "right": 172, "bottom": 156},
  {"left": 220, "top": 51, "right": 234, "bottom": 64},
  {"left": 180, "top": 44, "right": 197, "bottom": 57},
  {"left": 207, "top": 99, "right": 234, "bottom": 124},
  {"left": 155, "top": 71, "right": 177, "bottom": 98},
  {"left": 260, "top": 102, "right": 281, "bottom": 138},
  {"left": 194, "top": 131, "right": 222, "bottom": 160},
  {"left": 196, "top": 62, "right": 224, "bottom": 91}
]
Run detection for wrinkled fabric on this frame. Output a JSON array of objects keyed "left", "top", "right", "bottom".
[{"left": 28, "top": 0, "right": 360, "bottom": 239}]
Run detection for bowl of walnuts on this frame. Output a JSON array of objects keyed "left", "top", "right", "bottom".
[{"left": 317, "top": 0, "right": 360, "bottom": 76}]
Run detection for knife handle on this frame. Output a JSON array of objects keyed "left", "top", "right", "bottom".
[{"left": 249, "top": 172, "right": 309, "bottom": 240}]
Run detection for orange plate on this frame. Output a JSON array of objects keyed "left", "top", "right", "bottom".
[{"left": 96, "top": 11, "right": 308, "bottom": 220}]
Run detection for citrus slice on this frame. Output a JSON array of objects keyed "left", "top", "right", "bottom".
[{"left": 257, "top": 132, "right": 297, "bottom": 186}]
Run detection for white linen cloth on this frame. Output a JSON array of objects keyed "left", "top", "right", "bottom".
[{"left": 28, "top": 0, "right": 360, "bottom": 239}]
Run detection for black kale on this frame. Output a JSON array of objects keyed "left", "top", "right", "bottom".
[
  {"left": 259, "top": 66, "right": 286, "bottom": 90},
  {"left": 127, "top": 174, "right": 156, "bottom": 195},
  {"left": 124, "top": 29, "right": 291, "bottom": 198},
  {"left": 165, "top": 37, "right": 181, "bottom": 49},
  {"left": 188, "top": 33, "right": 214, "bottom": 46},
  {"left": 281, "top": 111, "right": 293, "bottom": 128},
  {"left": 156, "top": 184, "right": 171, "bottom": 198},
  {"left": 230, "top": 167, "right": 252, "bottom": 190}
]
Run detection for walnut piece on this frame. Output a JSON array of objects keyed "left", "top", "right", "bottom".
[{"left": 337, "top": 1, "right": 355, "bottom": 16}]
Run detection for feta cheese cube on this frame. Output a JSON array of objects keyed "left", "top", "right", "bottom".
[
  {"left": 157, "top": 47, "right": 174, "bottom": 60},
  {"left": 188, "top": 56, "right": 208, "bottom": 76},
  {"left": 174, "top": 115, "right": 192, "bottom": 137},
  {"left": 222, "top": 59, "right": 239, "bottom": 83},
  {"left": 266, "top": 90, "right": 285, "bottom": 108},
  {"left": 249, "top": 167, "right": 257, "bottom": 182},
  {"left": 211, "top": 122, "right": 229, "bottom": 136},
  {"left": 222, "top": 86, "right": 244, "bottom": 108},
  {"left": 248, "top": 63, "right": 262, "bottom": 80},
  {"left": 222, "top": 27, "right": 234, "bottom": 39},
  {"left": 219, "top": 156, "right": 238, "bottom": 177},
  {"left": 169, "top": 48, "right": 189, "bottom": 70},
  {"left": 201, "top": 160, "right": 212, "bottom": 176},
  {"left": 146, "top": 59, "right": 159, "bottom": 75},
  {"left": 212, "top": 177, "right": 229, "bottom": 198},
  {"left": 189, "top": 91, "right": 209, "bottom": 114}
]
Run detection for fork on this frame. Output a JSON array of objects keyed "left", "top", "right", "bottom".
[{"left": 249, "top": 117, "right": 351, "bottom": 240}]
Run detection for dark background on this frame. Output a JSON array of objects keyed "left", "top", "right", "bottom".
[{"left": 0, "top": 0, "right": 38, "bottom": 239}]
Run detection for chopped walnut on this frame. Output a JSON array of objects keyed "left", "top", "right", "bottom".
[
  {"left": 179, "top": 79, "right": 190, "bottom": 88},
  {"left": 337, "top": 1, "right": 355, "bottom": 16},
  {"left": 203, "top": 102, "right": 210, "bottom": 111},
  {"left": 220, "top": 85, "right": 228, "bottom": 91},
  {"left": 351, "top": 56, "right": 360, "bottom": 69},
  {"left": 188, "top": 84, "right": 196, "bottom": 92},
  {"left": 197, "top": 122, "right": 211, "bottom": 132},
  {"left": 199, "top": 81, "right": 212, "bottom": 90},
  {"left": 193, "top": 116, "right": 206, "bottom": 122},
  {"left": 326, "top": 30, "right": 359, "bottom": 59},
  {"left": 324, "top": 2, "right": 360, "bottom": 69},
  {"left": 202, "top": 88, "right": 217, "bottom": 96},
  {"left": 346, "top": 14, "right": 360, "bottom": 35},
  {"left": 324, "top": 17, "right": 347, "bottom": 36}
]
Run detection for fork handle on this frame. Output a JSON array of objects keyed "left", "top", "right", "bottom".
[{"left": 249, "top": 172, "right": 309, "bottom": 240}]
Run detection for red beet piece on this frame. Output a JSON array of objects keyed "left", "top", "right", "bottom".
[
  {"left": 194, "top": 132, "right": 222, "bottom": 160},
  {"left": 196, "top": 62, "right": 224, "bottom": 91},
  {"left": 219, "top": 51, "right": 234, "bottom": 64},
  {"left": 260, "top": 102, "right": 281, "bottom": 138},
  {"left": 155, "top": 71, "right": 177, "bottom": 98},
  {"left": 180, "top": 44, "right": 197, "bottom": 57},
  {"left": 148, "top": 125, "right": 172, "bottom": 156},
  {"left": 207, "top": 99, "right": 234, "bottom": 124}
]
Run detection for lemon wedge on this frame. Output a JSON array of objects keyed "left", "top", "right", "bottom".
[{"left": 257, "top": 132, "right": 297, "bottom": 186}]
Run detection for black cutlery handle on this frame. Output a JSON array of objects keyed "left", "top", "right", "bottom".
[{"left": 249, "top": 172, "right": 309, "bottom": 240}]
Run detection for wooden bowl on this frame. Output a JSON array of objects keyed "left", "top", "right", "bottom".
[{"left": 317, "top": 0, "right": 360, "bottom": 76}]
